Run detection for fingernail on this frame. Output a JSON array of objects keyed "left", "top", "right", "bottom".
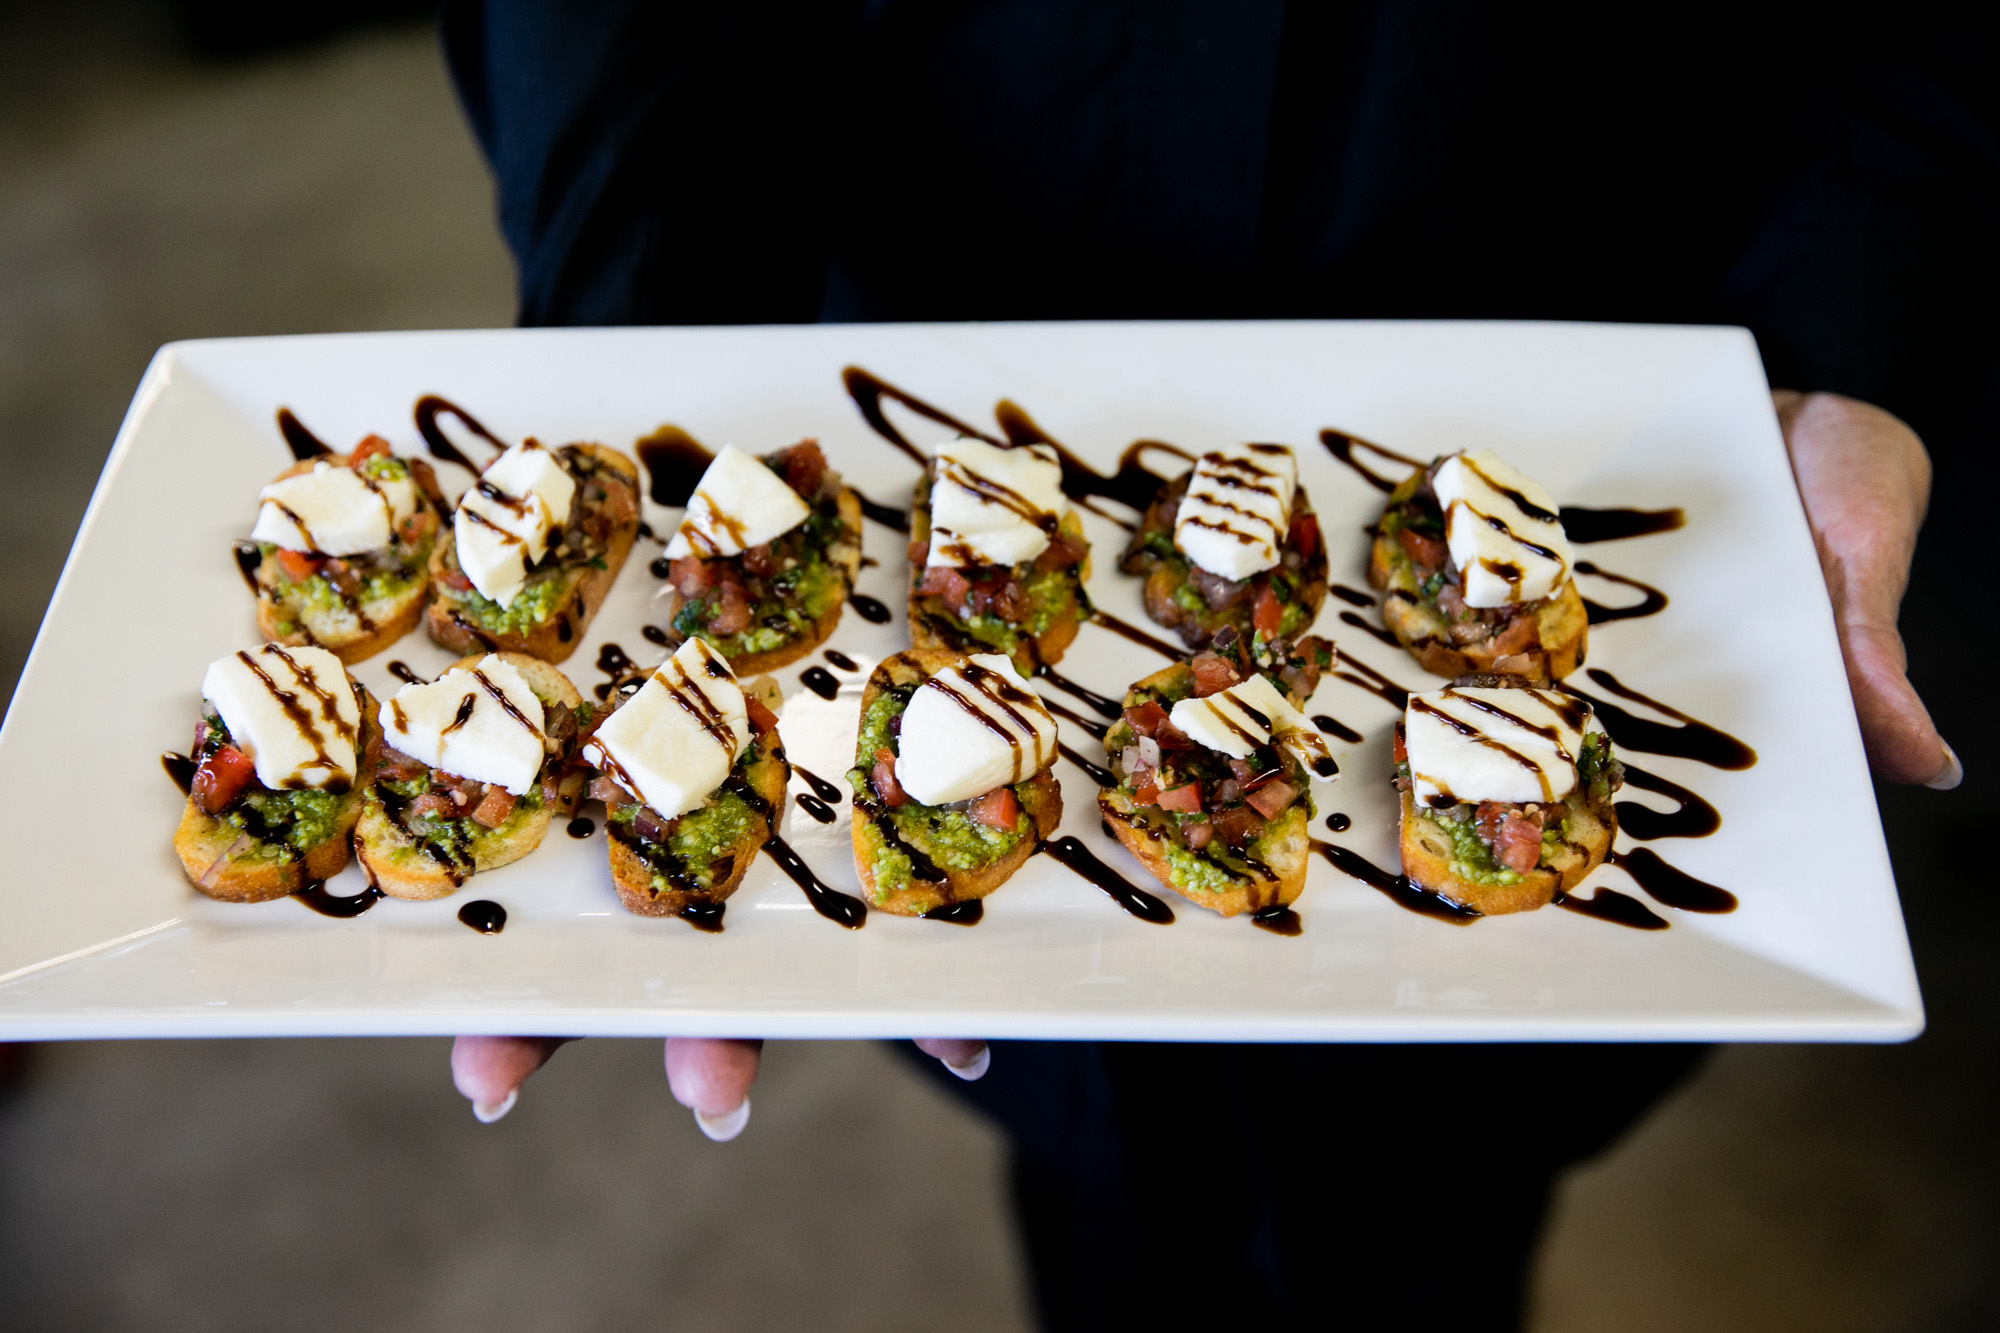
[
  {"left": 944, "top": 1045, "right": 991, "bottom": 1082},
  {"left": 1926, "top": 742, "right": 1964, "bottom": 791},
  {"left": 472, "top": 1088, "right": 518, "bottom": 1124},
  {"left": 695, "top": 1096, "right": 751, "bottom": 1142}
]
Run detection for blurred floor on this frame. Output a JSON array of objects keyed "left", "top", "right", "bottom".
[{"left": 0, "top": 5, "right": 1994, "bottom": 1331}]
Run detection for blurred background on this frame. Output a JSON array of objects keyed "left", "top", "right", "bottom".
[{"left": 1, "top": 3, "right": 1994, "bottom": 1329}]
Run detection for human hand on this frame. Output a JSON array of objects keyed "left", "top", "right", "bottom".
[
  {"left": 1774, "top": 390, "right": 1959, "bottom": 788},
  {"left": 450, "top": 1034, "right": 990, "bottom": 1139}
]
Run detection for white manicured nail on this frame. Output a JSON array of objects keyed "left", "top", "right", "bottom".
[
  {"left": 1927, "top": 742, "right": 1963, "bottom": 791},
  {"left": 944, "top": 1045, "right": 991, "bottom": 1081},
  {"left": 695, "top": 1097, "right": 751, "bottom": 1142},
  {"left": 473, "top": 1088, "right": 517, "bottom": 1124}
]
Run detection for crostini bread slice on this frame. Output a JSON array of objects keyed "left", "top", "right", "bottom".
[
  {"left": 848, "top": 648, "right": 1064, "bottom": 916},
  {"left": 1397, "top": 781, "right": 1616, "bottom": 916},
  {"left": 424, "top": 443, "right": 641, "bottom": 664},
  {"left": 354, "top": 652, "right": 582, "bottom": 900},
  {"left": 906, "top": 473, "right": 1090, "bottom": 674},
  {"left": 711, "top": 485, "right": 866, "bottom": 675},
  {"left": 1097, "top": 795, "right": 1309, "bottom": 917},
  {"left": 173, "top": 683, "right": 380, "bottom": 903},
  {"left": 253, "top": 452, "right": 443, "bottom": 665},
  {"left": 605, "top": 731, "right": 791, "bottom": 917}
]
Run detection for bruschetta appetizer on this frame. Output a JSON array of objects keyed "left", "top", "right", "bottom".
[
  {"left": 1368, "top": 448, "right": 1587, "bottom": 681},
  {"left": 579, "top": 638, "right": 790, "bottom": 919},
  {"left": 655, "top": 440, "right": 864, "bottom": 672},
  {"left": 1394, "top": 676, "right": 1622, "bottom": 914},
  {"left": 1097, "top": 637, "right": 1336, "bottom": 917},
  {"left": 174, "top": 643, "right": 375, "bottom": 901},
  {"left": 246, "top": 435, "right": 446, "bottom": 663},
  {"left": 426, "top": 438, "right": 641, "bottom": 663},
  {"left": 907, "top": 436, "right": 1090, "bottom": 675},
  {"left": 845, "top": 649, "right": 1063, "bottom": 916},
  {"left": 356, "top": 652, "right": 588, "bottom": 898},
  {"left": 1118, "top": 443, "right": 1328, "bottom": 665}
]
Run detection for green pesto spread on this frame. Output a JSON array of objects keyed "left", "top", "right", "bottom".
[
  {"left": 224, "top": 787, "right": 345, "bottom": 858},
  {"left": 609, "top": 782, "right": 761, "bottom": 894},
  {"left": 437, "top": 569, "right": 574, "bottom": 638}
]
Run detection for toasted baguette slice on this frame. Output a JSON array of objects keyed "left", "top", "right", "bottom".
[
  {"left": 684, "top": 485, "right": 865, "bottom": 675},
  {"left": 252, "top": 452, "right": 444, "bottom": 665},
  {"left": 1367, "top": 465, "right": 1587, "bottom": 682},
  {"left": 907, "top": 472, "right": 1091, "bottom": 675},
  {"left": 848, "top": 648, "right": 1064, "bottom": 916},
  {"left": 174, "top": 683, "right": 380, "bottom": 903},
  {"left": 604, "top": 731, "right": 790, "bottom": 917},
  {"left": 354, "top": 653, "right": 583, "bottom": 900},
  {"left": 1398, "top": 781, "right": 1615, "bottom": 915},
  {"left": 425, "top": 443, "right": 641, "bottom": 664}
]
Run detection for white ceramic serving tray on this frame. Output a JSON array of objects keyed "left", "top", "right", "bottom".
[{"left": 0, "top": 322, "right": 1922, "bottom": 1041}]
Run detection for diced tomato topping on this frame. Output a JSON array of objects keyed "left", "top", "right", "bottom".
[
  {"left": 915, "top": 564, "right": 970, "bottom": 604},
  {"left": 741, "top": 543, "right": 777, "bottom": 577},
  {"left": 1244, "top": 779, "right": 1297, "bottom": 820},
  {"left": 1155, "top": 782, "right": 1203, "bottom": 814},
  {"left": 275, "top": 548, "right": 324, "bottom": 582},
  {"left": 906, "top": 537, "right": 930, "bottom": 566},
  {"left": 1033, "top": 530, "right": 1088, "bottom": 573},
  {"left": 970, "top": 787, "right": 1020, "bottom": 831},
  {"left": 1392, "top": 726, "right": 1407, "bottom": 763},
  {"left": 779, "top": 439, "right": 828, "bottom": 498},
  {"left": 1130, "top": 779, "right": 1160, "bottom": 806},
  {"left": 871, "top": 747, "right": 907, "bottom": 807},
  {"left": 1398, "top": 527, "right": 1447, "bottom": 572},
  {"left": 1288, "top": 513, "right": 1320, "bottom": 559},
  {"left": 1212, "top": 804, "right": 1266, "bottom": 848},
  {"left": 1185, "top": 820, "right": 1215, "bottom": 850},
  {"left": 588, "top": 775, "right": 633, "bottom": 807},
  {"left": 442, "top": 568, "right": 473, "bottom": 592},
  {"left": 348, "top": 435, "right": 392, "bottom": 467},
  {"left": 396, "top": 510, "right": 435, "bottom": 545},
  {"left": 470, "top": 786, "right": 518, "bottom": 829},
  {"left": 1189, "top": 651, "right": 1242, "bottom": 698},
  {"left": 745, "top": 695, "right": 779, "bottom": 737},
  {"left": 707, "top": 582, "right": 752, "bottom": 634},
  {"left": 1252, "top": 584, "right": 1285, "bottom": 637},
  {"left": 1122, "top": 701, "right": 1172, "bottom": 738},
  {"left": 668, "top": 555, "right": 716, "bottom": 596},
  {"left": 964, "top": 574, "right": 1026, "bottom": 621},
  {"left": 1478, "top": 801, "right": 1546, "bottom": 874},
  {"left": 410, "top": 791, "right": 456, "bottom": 820},
  {"left": 1488, "top": 612, "right": 1540, "bottom": 656},
  {"left": 192, "top": 744, "right": 256, "bottom": 814}
]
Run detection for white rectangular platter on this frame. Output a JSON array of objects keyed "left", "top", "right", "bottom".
[{"left": 0, "top": 322, "right": 1923, "bottom": 1041}]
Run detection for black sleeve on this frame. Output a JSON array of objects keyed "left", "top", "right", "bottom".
[{"left": 440, "top": 0, "right": 851, "bottom": 327}]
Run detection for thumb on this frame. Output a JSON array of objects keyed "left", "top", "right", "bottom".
[{"left": 665, "top": 1037, "right": 764, "bottom": 1141}]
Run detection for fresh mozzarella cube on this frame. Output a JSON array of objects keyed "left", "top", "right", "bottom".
[
  {"left": 201, "top": 644, "right": 360, "bottom": 791},
  {"left": 1168, "top": 672, "right": 1329, "bottom": 782},
  {"left": 1173, "top": 443, "right": 1298, "bottom": 581},
  {"left": 925, "top": 437, "right": 1067, "bottom": 568},
  {"left": 581, "top": 638, "right": 751, "bottom": 819},
  {"left": 1433, "top": 449, "right": 1573, "bottom": 608},
  {"left": 662, "top": 445, "right": 811, "bottom": 559},
  {"left": 894, "top": 653, "right": 1057, "bottom": 806},
  {"left": 453, "top": 440, "right": 576, "bottom": 605},
  {"left": 1403, "top": 686, "right": 1597, "bottom": 808},
  {"left": 250, "top": 461, "right": 416, "bottom": 556},
  {"left": 380, "top": 654, "right": 548, "bottom": 795}
]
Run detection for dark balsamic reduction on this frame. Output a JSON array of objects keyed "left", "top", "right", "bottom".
[
  {"left": 1038, "top": 836, "right": 1174, "bottom": 924},
  {"left": 596, "top": 642, "right": 635, "bottom": 676},
  {"left": 1037, "top": 666, "right": 1122, "bottom": 720},
  {"left": 921, "top": 899, "right": 984, "bottom": 925},
  {"left": 1576, "top": 561, "right": 1668, "bottom": 625},
  {"left": 1252, "top": 906, "right": 1303, "bottom": 936},
  {"left": 1042, "top": 698, "right": 1111, "bottom": 741},
  {"left": 1329, "top": 584, "right": 1376, "bottom": 608},
  {"left": 1556, "top": 888, "right": 1669, "bottom": 930},
  {"left": 1338, "top": 610, "right": 1401, "bottom": 647},
  {"left": 1319, "top": 429, "right": 1421, "bottom": 492},
  {"left": 850, "top": 594, "right": 893, "bottom": 624},
  {"left": 792, "top": 765, "right": 844, "bottom": 803},
  {"left": 855, "top": 492, "right": 912, "bottom": 532},
  {"left": 650, "top": 555, "right": 674, "bottom": 578},
  {"left": 1056, "top": 742, "right": 1117, "bottom": 788},
  {"left": 824, "top": 649, "right": 860, "bottom": 672},
  {"left": 1331, "top": 650, "right": 1411, "bottom": 710},
  {"left": 641, "top": 625, "right": 670, "bottom": 646},
  {"left": 1570, "top": 669, "right": 1757, "bottom": 770},
  {"left": 276, "top": 408, "right": 334, "bottom": 460},
  {"left": 414, "top": 394, "right": 507, "bottom": 473},
  {"left": 761, "top": 832, "right": 868, "bottom": 928},
  {"left": 458, "top": 900, "right": 507, "bottom": 933},
  {"left": 795, "top": 794, "right": 837, "bottom": 823},
  {"left": 1313, "top": 714, "right": 1364, "bottom": 744},
  {"left": 1325, "top": 813, "right": 1352, "bottom": 833},
  {"left": 162, "top": 751, "right": 197, "bottom": 794},
  {"left": 634, "top": 425, "right": 714, "bottom": 506},
  {"left": 1616, "top": 763, "right": 1720, "bottom": 840},
  {"left": 799, "top": 667, "right": 840, "bottom": 700},
  {"left": 1609, "top": 848, "right": 1737, "bottom": 913},
  {"left": 386, "top": 660, "right": 427, "bottom": 686},
  {"left": 680, "top": 901, "right": 726, "bottom": 933},
  {"left": 1089, "top": 610, "right": 1186, "bottom": 661},
  {"left": 566, "top": 816, "right": 596, "bottom": 839},
  {"left": 293, "top": 882, "right": 385, "bottom": 919},
  {"left": 1310, "top": 841, "right": 1480, "bottom": 925},
  {"left": 1560, "top": 506, "right": 1686, "bottom": 543},
  {"left": 232, "top": 541, "right": 263, "bottom": 592}
]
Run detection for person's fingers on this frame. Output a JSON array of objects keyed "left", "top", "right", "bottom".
[
  {"left": 913, "top": 1038, "right": 991, "bottom": 1081},
  {"left": 664, "top": 1037, "right": 764, "bottom": 1141},
  {"left": 1840, "top": 618, "right": 1960, "bottom": 787},
  {"left": 451, "top": 1035, "right": 575, "bottom": 1123}
]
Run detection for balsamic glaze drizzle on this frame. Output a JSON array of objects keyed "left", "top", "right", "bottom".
[
  {"left": 850, "top": 594, "right": 893, "bottom": 624},
  {"left": 1089, "top": 610, "right": 1186, "bottom": 661},
  {"left": 1609, "top": 848, "right": 1737, "bottom": 913},
  {"left": 680, "top": 901, "right": 727, "bottom": 933},
  {"left": 458, "top": 900, "right": 507, "bottom": 933},
  {"left": 1330, "top": 650, "right": 1412, "bottom": 710},
  {"left": 276, "top": 408, "right": 334, "bottom": 460},
  {"left": 1329, "top": 584, "right": 1376, "bottom": 608},
  {"left": 1311, "top": 841, "right": 1479, "bottom": 924},
  {"left": 1338, "top": 610, "right": 1402, "bottom": 647},
  {"left": 795, "top": 794, "right": 837, "bottom": 823},
  {"left": 1576, "top": 561, "right": 1668, "bottom": 625},
  {"left": 1036, "top": 666, "right": 1122, "bottom": 720},
  {"left": 855, "top": 492, "right": 912, "bottom": 532},
  {"left": 1042, "top": 698, "right": 1111, "bottom": 741},
  {"left": 1616, "top": 762, "right": 1720, "bottom": 840},
  {"left": 1056, "top": 742, "right": 1117, "bottom": 788},
  {"left": 1313, "top": 714, "right": 1364, "bottom": 744},
  {"left": 293, "top": 882, "right": 385, "bottom": 919},
  {"left": 232, "top": 541, "right": 263, "bottom": 592},
  {"left": 1560, "top": 506, "right": 1686, "bottom": 543},
  {"left": 792, "top": 765, "right": 844, "bottom": 803},
  {"left": 1325, "top": 813, "right": 1352, "bottom": 833},
  {"left": 799, "top": 667, "right": 841, "bottom": 700},
  {"left": 823, "top": 649, "right": 860, "bottom": 672},
  {"left": 162, "top": 751, "right": 197, "bottom": 794},
  {"left": 633, "top": 425, "right": 714, "bottom": 506},
  {"left": 1555, "top": 887, "right": 1669, "bottom": 930},
  {"left": 566, "top": 816, "right": 596, "bottom": 839},
  {"left": 921, "top": 899, "right": 984, "bottom": 925},
  {"left": 1318, "top": 429, "right": 1421, "bottom": 492},
  {"left": 1252, "top": 906, "right": 1303, "bottom": 936},
  {"left": 386, "top": 660, "right": 427, "bottom": 686},
  {"left": 761, "top": 832, "right": 868, "bottom": 928},
  {"left": 1038, "top": 836, "right": 1175, "bottom": 924},
  {"left": 414, "top": 394, "right": 508, "bottom": 473},
  {"left": 1568, "top": 669, "right": 1757, "bottom": 770}
]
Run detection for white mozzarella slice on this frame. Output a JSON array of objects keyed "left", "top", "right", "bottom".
[
  {"left": 1167, "top": 674, "right": 1333, "bottom": 777},
  {"left": 201, "top": 643, "right": 360, "bottom": 791},
  {"left": 251, "top": 461, "right": 416, "bottom": 557},
  {"left": 662, "top": 445, "right": 811, "bottom": 559},
  {"left": 1433, "top": 449, "right": 1574, "bottom": 608},
  {"left": 1403, "top": 686, "right": 1598, "bottom": 808},
  {"left": 581, "top": 638, "right": 751, "bottom": 819},
  {"left": 1173, "top": 443, "right": 1298, "bottom": 580},
  {"left": 453, "top": 440, "right": 576, "bottom": 606},
  {"left": 925, "top": 437, "right": 1067, "bottom": 568},
  {"left": 894, "top": 653, "right": 1057, "bottom": 805},
  {"left": 380, "top": 654, "right": 548, "bottom": 795}
]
